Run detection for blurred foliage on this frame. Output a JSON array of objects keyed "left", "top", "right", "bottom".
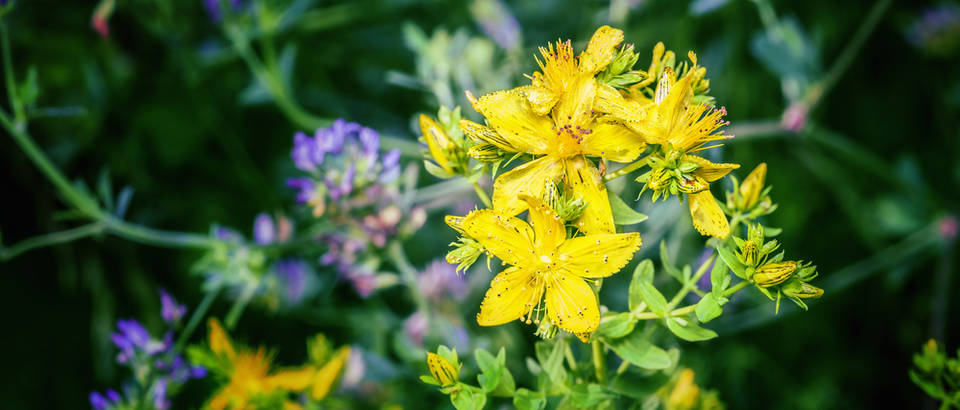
[{"left": 1, "top": 0, "right": 959, "bottom": 408}]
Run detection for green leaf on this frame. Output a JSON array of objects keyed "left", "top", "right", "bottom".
[
  {"left": 659, "top": 241, "right": 683, "bottom": 279},
  {"left": 716, "top": 244, "right": 747, "bottom": 279},
  {"left": 450, "top": 384, "right": 487, "bottom": 410},
  {"left": 609, "top": 194, "right": 648, "bottom": 225},
  {"left": 665, "top": 317, "right": 718, "bottom": 342},
  {"left": 514, "top": 388, "right": 546, "bottom": 410},
  {"left": 629, "top": 260, "right": 667, "bottom": 316},
  {"left": 709, "top": 258, "right": 731, "bottom": 297},
  {"left": 424, "top": 160, "right": 456, "bottom": 179},
  {"left": 475, "top": 348, "right": 502, "bottom": 393},
  {"left": 596, "top": 312, "right": 636, "bottom": 339},
  {"left": 694, "top": 293, "right": 723, "bottom": 323},
  {"left": 420, "top": 375, "right": 440, "bottom": 386},
  {"left": 569, "top": 383, "right": 613, "bottom": 407},
  {"left": 603, "top": 329, "right": 672, "bottom": 370},
  {"left": 535, "top": 340, "right": 567, "bottom": 387}
]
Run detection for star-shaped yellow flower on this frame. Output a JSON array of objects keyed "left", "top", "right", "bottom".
[
  {"left": 460, "top": 27, "right": 646, "bottom": 235},
  {"left": 204, "top": 319, "right": 349, "bottom": 410},
  {"left": 461, "top": 194, "right": 641, "bottom": 336}
]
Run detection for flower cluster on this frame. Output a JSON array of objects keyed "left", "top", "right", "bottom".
[
  {"left": 441, "top": 26, "right": 741, "bottom": 341},
  {"left": 288, "top": 119, "right": 425, "bottom": 297},
  {"left": 90, "top": 291, "right": 205, "bottom": 410},
  {"left": 725, "top": 223, "right": 822, "bottom": 310}
]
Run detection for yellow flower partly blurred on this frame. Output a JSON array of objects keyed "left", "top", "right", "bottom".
[
  {"left": 457, "top": 194, "right": 641, "bottom": 337},
  {"left": 202, "top": 319, "right": 349, "bottom": 409},
  {"left": 427, "top": 352, "right": 460, "bottom": 387}
]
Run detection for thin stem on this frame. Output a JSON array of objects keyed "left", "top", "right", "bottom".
[
  {"left": 225, "top": 284, "right": 256, "bottom": 330},
  {"left": 603, "top": 156, "right": 650, "bottom": 182},
  {"left": 805, "top": 0, "right": 891, "bottom": 111},
  {"left": 615, "top": 359, "right": 631, "bottom": 376},
  {"left": 387, "top": 241, "right": 430, "bottom": 322},
  {"left": 472, "top": 181, "right": 492, "bottom": 208},
  {"left": 592, "top": 339, "right": 606, "bottom": 383},
  {"left": 0, "top": 223, "right": 104, "bottom": 261},
  {"left": 174, "top": 286, "right": 222, "bottom": 352},
  {"left": 634, "top": 280, "right": 750, "bottom": 320},
  {"left": 564, "top": 343, "right": 579, "bottom": 372},
  {"left": 1, "top": 21, "right": 24, "bottom": 122},
  {"left": 666, "top": 254, "right": 716, "bottom": 310}
]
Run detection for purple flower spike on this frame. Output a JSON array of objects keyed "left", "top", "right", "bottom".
[
  {"left": 358, "top": 127, "right": 380, "bottom": 155},
  {"left": 159, "top": 290, "right": 187, "bottom": 324},
  {"left": 380, "top": 149, "right": 402, "bottom": 182},
  {"left": 253, "top": 213, "right": 276, "bottom": 245},
  {"left": 106, "top": 389, "right": 121, "bottom": 403},
  {"left": 292, "top": 132, "right": 319, "bottom": 171},
  {"left": 274, "top": 259, "right": 310, "bottom": 303},
  {"left": 89, "top": 392, "right": 109, "bottom": 410},
  {"left": 115, "top": 319, "right": 150, "bottom": 350}
]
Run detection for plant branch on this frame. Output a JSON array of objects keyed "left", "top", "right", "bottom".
[{"left": 0, "top": 223, "right": 103, "bottom": 261}]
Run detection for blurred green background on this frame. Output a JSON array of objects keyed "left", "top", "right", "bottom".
[{"left": 1, "top": 0, "right": 958, "bottom": 408}]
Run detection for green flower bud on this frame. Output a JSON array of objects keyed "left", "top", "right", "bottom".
[
  {"left": 740, "top": 240, "right": 760, "bottom": 267},
  {"left": 781, "top": 280, "right": 824, "bottom": 299},
  {"left": 445, "top": 237, "right": 484, "bottom": 274},
  {"left": 753, "top": 261, "right": 798, "bottom": 287}
]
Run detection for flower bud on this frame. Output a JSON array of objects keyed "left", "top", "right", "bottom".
[
  {"left": 753, "top": 261, "right": 798, "bottom": 287},
  {"left": 444, "top": 215, "right": 466, "bottom": 234},
  {"left": 420, "top": 114, "right": 458, "bottom": 174},
  {"left": 782, "top": 280, "right": 824, "bottom": 299},
  {"left": 676, "top": 175, "right": 709, "bottom": 194},
  {"left": 427, "top": 352, "right": 459, "bottom": 387},
  {"left": 740, "top": 240, "right": 760, "bottom": 267},
  {"left": 738, "top": 163, "right": 767, "bottom": 210},
  {"left": 667, "top": 369, "right": 700, "bottom": 410},
  {"left": 467, "top": 143, "right": 507, "bottom": 162},
  {"left": 446, "top": 237, "right": 484, "bottom": 274}
]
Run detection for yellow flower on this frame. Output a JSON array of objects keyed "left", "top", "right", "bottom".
[
  {"left": 460, "top": 194, "right": 641, "bottom": 336},
  {"left": 461, "top": 28, "right": 647, "bottom": 234},
  {"left": 738, "top": 162, "right": 767, "bottom": 210},
  {"left": 204, "top": 319, "right": 348, "bottom": 409},
  {"left": 666, "top": 369, "right": 701, "bottom": 410}
]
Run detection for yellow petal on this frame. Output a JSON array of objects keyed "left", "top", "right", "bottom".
[
  {"left": 470, "top": 87, "right": 553, "bottom": 155},
  {"left": 492, "top": 156, "right": 565, "bottom": 216},
  {"left": 518, "top": 194, "right": 566, "bottom": 251},
  {"left": 462, "top": 209, "right": 536, "bottom": 266},
  {"left": 208, "top": 318, "right": 235, "bottom": 360},
  {"left": 531, "top": 40, "right": 578, "bottom": 114},
  {"left": 688, "top": 191, "right": 729, "bottom": 238},
  {"left": 477, "top": 266, "right": 540, "bottom": 326},
  {"left": 739, "top": 162, "right": 767, "bottom": 208},
  {"left": 526, "top": 76, "right": 560, "bottom": 116},
  {"left": 556, "top": 233, "right": 642, "bottom": 278},
  {"left": 311, "top": 347, "right": 351, "bottom": 400},
  {"left": 283, "top": 402, "right": 305, "bottom": 410},
  {"left": 267, "top": 366, "right": 315, "bottom": 391},
  {"left": 564, "top": 157, "right": 615, "bottom": 235},
  {"left": 581, "top": 121, "right": 646, "bottom": 163},
  {"left": 206, "top": 389, "right": 232, "bottom": 410},
  {"left": 686, "top": 155, "right": 739, "bottom": 182},
  {"left": 594, "top": 83, "right": 652, "bottom": 134},
  {"left": 420, "top": 114, "right": 453, "bottom": 172},
  {"left": 553, "top": 74, "right": 596, "bottom": 128},
  {"left": 545, "top": 274, "right": 601, "bottom": 334},
  {"left": 579, "top": 25, "right": 624, "bottom": 74}
]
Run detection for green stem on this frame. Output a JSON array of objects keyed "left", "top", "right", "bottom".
[
  {"left": 603, "top": 156, "right": 650, "bottom": 182},
  {"left": 0, "top": 223, "right": 104, "bottom": 261},
  {"left": 804, "top": 0, "right": 891, "bottom": 111},
  {"left": 387, "top": 241, "right": 430, "bottom": 322},
  {"left": 564, "top": 343, "right": 579, "bottom": 371},
  {"left": 666, "top": 254, "right": 716, "bottom": 310},
  {"left": 634, "top": 280, "right": 749, "bottom": 320},
  {"left": 1, "top": 21, "right": 23, "bottom": 122},
  {"left": 225, "top": 284, "right": 256, "bottom": 330},
  {"left": 472, "top": 182, "right": 492, "bottom": 208},
  {"left": 592, "top": 339, "right": 606, "bottom": 383},
  {"left": 615, "top": 359, "right": 631, "bottom": 376},
  {"left": 174, "top": 286, "right": 222, "bottom": 352}
]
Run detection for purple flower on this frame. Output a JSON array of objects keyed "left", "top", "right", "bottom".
[
  {"left": 418, "top": 259, "right": 467, "bottom": 302},
  {"left": 212, "top": 226, "right": 244, "bottom": 242},
  {"left": 292, "top": 131, "right": 320, "bottom": 172},
  {"left": 253, "top": 213, "right": 276, "bottom": 245},
  {"left": 380, "top": 149, "right": 402, "bottom": 183},
  {"left": 273, "top": 259, "right": 310, "bottom": 303},
  {"left": 89, "top": 392, "right": 110, "bottom": 410},
  {"left": 204, "top": 0, "right": 243, "bottom": 22},
  {"left": 159, "top": 290, "right": 187, "bottom": 324},
  {"left": 471, "top": 0, "right": 521, "bottom": 51},
  {"left": 153, "top": 378, "right": 169, "bottom": 410},
  {"left": 403, "top": 311, "right": 428, "bottom": 346},
  {"left": 106, "top": 390, "right": 121, "bottom": 403},
  {"left": 287, "top": 178, "right": 318, "bottom": 204}
]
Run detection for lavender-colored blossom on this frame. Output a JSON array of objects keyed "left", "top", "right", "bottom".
[
  {"left": 380, "top": 149, "right": 402, "bottom": 183},
  {"left": 403, "top": 311, "right": 428, "bottom": 346},
  {"left": 418, "top": 259, "right": 467, "bottom": 302},
  {"left": 159, "top": 290, "right": 187, "bottom": 324},
  {"left": 273, "top": 259, "right": 310, "bottom": 303},
  {"left": 292, "top": 131, "right": 320, "bottom": 172},
  {"left": 907, "top": 4, "right": 960, "bottom": 53},
  {"left": 153, "top": 378, "right": 169, "bottom": 410},
  {"left": 253, "top": 213, "right": 276, "bottom": 245},
  {"left": 204, "top": 0, "right": 243, "bottom": 22},
  {"left": 212, "top": 225, "right": 244, "bottom": 243},
  {"left": 89, "top": 392, "right": 110, "bottom": 410},
  {"left": 471, "top": 0, "right": 521, "bottom": 51},
  {"left": 286, "top": 178, "right": 318, "bottom": 204},
  {"left": 106, "top": 389, "right": 121, "bottom": 403}
]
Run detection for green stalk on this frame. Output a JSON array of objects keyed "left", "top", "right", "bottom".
[
  {"left": 387, "top": 241, "right": 430, "bottom": 324},
  {"left": 472, "top": 182, "right": 493, "bottom": 208},
  {"left": 0, "top": 223, "right": 103, "bottom": 261},
  {"left": 634, "top": 281, "right": 749, "bottom": 320},
  {"left": 592, "top": 339, "right": 606, "bottom": 383},
  {"left": 603, "top": 156, "right": 650, "bottom": 182},
  {"left": 174, "top": 286, "right": 222, "bottom": 352}
]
